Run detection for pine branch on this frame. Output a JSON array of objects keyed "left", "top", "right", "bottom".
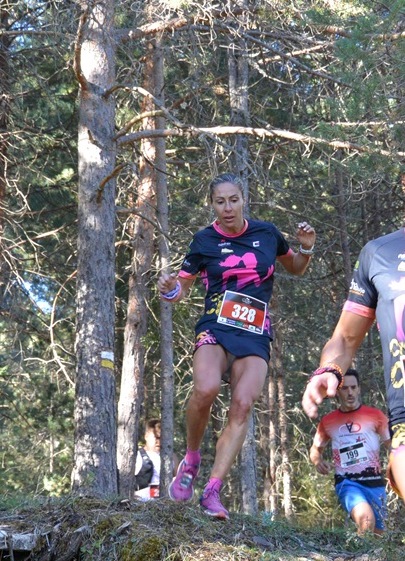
[{"left": 117, "top": 125, "right": 405, "bottom": 160}]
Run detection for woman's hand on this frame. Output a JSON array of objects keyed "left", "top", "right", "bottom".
[
  {"left": 296, "top": 222, "right": 315, "bottom": 250},
  {"left": 157, "top": 272, "right": 177, "bottom": 295}
]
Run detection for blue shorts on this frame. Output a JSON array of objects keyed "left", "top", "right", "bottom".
[{"left": 335, "top": 479, "right": 387, "bottom": 531}]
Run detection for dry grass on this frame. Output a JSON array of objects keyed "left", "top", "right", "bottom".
[{"left": 1, "top": 496, "right": 404, "bottom": 561}]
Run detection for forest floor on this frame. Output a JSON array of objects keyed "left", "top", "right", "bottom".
[{"left": 1, "top": 495, "right": 405, "bottom": 561}]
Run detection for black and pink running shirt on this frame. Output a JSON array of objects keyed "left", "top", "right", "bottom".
[
  {"left": 178, "top": 219, "right": 291, "bottom": 341},
  {"left": 179, "top": 219, "right": 290, "bottom": 301}
]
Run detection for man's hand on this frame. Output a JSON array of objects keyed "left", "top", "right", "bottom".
[
  {"left": 314, "top": 459, "right": 333, "bottom": 475},
  {"left": 302, "top": 372, "right": 339, "bottom": 419}
]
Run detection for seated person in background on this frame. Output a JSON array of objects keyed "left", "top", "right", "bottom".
[
  {"left": 134, "top": 418, "right": 178, "bottom": 500},
  {"left": 309, "top": 369, "right": 391, "bottom": 535}
]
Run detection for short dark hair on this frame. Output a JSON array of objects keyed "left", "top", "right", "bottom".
[
  {"left": 344, "top": 368, "right": 359, "bottom": 384},
  {"left": 209, "top": 173, "right": 244, "bottom": 202},
  {"left": 144, "top": 418, "right": 161, "bottom": 435}
]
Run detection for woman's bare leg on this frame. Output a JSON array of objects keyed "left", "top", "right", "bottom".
[
  {"left": 209, "top": 355, "right": 268, "bottom": 479},
  {"left": 185, "top": 344, "right": 228, "bottom": 450}
]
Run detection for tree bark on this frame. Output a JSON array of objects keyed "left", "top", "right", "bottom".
[
  {"left": 239, "top": 412, "right": 258, "bottom": 515},
  {"left": 227, "top": 1, "right": 257, "bottom": 514},
  {"left": 266, "top": 342, "right": 278, "bottom": 514},
  {"left": 0, "top": 3, "right": 11, "bottom": 304},
  {"left": 71, "top": 0, "right": 118, "bottom": 496},
  {"left": 276, "top": 335, "right": 293, "bottom": 520},
  {"left": 228, "top": 13, "right": 250, "bottom": 199},
  {"left": 333, "top": 152, "right": 352, "bottom": 292},
  {"left": 153, "top": 38, "right": 176, "bottom": 498},
  {"left": 117, "top": 39, "right": 158, "bottom": 497}
]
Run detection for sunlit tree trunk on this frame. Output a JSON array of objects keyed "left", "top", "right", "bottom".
[
  {"left": 266, "top": 341, "right": 279, "bottom": 514},
  {"left": 153, "top": 38, "right": 176, "bottom": 498},
  {"left": 275, "top": 330, "right": 293, "bottom": 520},
  {"left": 333, "top": 152, "right": 352, "bottom": 291},
  {"left": 228, "top": 7, "right": 250, "bottom": 194},
  {"left": 239, "top": 412, "right": 258, "bottom": 514},
  {"left": 117, "top": 40, "right": 157, "bottom": 497},
  {"left": 265, "top": 291, "right": 291, "bottom": 516},
  {"left": 71, "top": 0, "right": 118, "bottom": 496},
  {"left": 0, "top": 3, "right": 11, "bottom": 304},
  {"left": 227, "top": 0, "right": 257, "bottom": 515}
]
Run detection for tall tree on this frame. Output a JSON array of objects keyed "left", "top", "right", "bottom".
[
  {"left": 153, "top": 37, "right": 176, "bottom": 498},
  {"left": 116, "top": 41, "right": 158, "bottom": 497},
  {"left": 227, "top": 1, "right": 258, "bottom": 515},
  {"left": 71, "top": 1, "right": 118, "bottom": 496},
  {"left": 0, "top": 0, "right": 11, "bottom": 304}
]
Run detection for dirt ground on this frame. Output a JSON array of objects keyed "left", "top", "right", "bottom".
[{"left": 0, "top": 496, "right": 404, "bottom": 561}]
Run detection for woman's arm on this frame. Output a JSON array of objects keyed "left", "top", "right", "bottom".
[
  {"left": 157, "top": 272, "right": 194, "bottom": 303},
  {"left": 277, "top": 221, "right": 316, "bottom": 275}
]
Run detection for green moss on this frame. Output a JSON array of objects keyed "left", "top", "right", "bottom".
[
  {"left": 120, "top": 535, "right": 167, "bottom": 561},
  {"left": 93, "top": 515, "right": 126, "bottom": 538}
]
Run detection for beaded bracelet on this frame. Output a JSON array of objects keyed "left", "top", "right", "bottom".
[
  {"left": 160, "top": 280, "right": 181, "bottom": 301},
  {"left": 308, "top": 363, "right": 344, "bottom": 390},
  {"left": 299, "top": 244, "right": 314, "bottom": 255}
]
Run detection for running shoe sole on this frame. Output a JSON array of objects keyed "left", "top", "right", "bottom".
[{"left": 201, "top": 507, "right": 229, "bottom": 520}]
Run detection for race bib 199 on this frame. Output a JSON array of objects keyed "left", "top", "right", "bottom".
[
  {"left": 217, "top": 290, "right": 267, "bottom": 334},
  {"left": 339, "top": 442, "right": 367, "bottom": 468}
]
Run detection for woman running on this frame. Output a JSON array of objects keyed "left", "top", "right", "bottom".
[{"left": 158, "top": 173, "right": 315, "bottom": 519}]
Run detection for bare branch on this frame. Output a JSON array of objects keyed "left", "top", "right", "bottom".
[
  {"left": 242, "top": 29, "right": 350, "bottom": 87},
  {"left": 115, "top": 206, "right": 173, "bottom": 243},
  {"left": 73, "top": 10, "right": 89, "bottom": 91},
  {"left": 97, "top": 163, "right": 128, "bottom": 203},
  {"left": 49, "top": 271, "right": 77, "bottom": 387},
  {"left": 317, "top": 26, "right": 405, "bottom": 42},
  {"left": 117, "top": 125, "right": 405, "bottom": 160},
  {"left": 112, "top": 86, "right": 185, "bottom": 136},
  {"left": 116, "top": 6, "right": 252, "bottom": 43}
]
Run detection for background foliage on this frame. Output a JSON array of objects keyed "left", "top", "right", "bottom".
[{"left": 0, "top": 0, "right": 404, "bottom": 530}]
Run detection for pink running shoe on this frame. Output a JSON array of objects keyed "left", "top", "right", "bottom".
[
  {"left": 168, "top": 459, "right": 200, "bottom": 502},
  {"left": 199, "top": 487, "right": 229, "bottom": 520}
]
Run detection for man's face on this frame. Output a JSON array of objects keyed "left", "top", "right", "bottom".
[{"left": 337, "top": 375, "right": 361, "bottom": 411}]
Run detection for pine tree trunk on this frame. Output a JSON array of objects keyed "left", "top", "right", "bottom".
[
  {"left": 334, "top": 152, "right": 352, "bottom": 291},
  {"left": 117, "top": 39, "right": 158, "bottom": 497},
  {"left": 239, "top": 413, "right": 258, "bottom": 515},
  {"left": 228, "top": 29, "right": 250, "bottom": 197},
  {"left": 276, "top": 348, "right": 293, "bottom": 520},
  {"left": 227, "top": 2, "right": 257, "bottom": 514},
  {"left": 0, "top": 8, "right": 11, "bottom": 304},
  {"left": 266, "top": 348, "right": 278, "bottom": 514},
  {"left": 153, "top": 37, "right": 176, "bottom": 498},
  {"left": 72, "top": 0, "right": 118, "bottom": 496}
]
